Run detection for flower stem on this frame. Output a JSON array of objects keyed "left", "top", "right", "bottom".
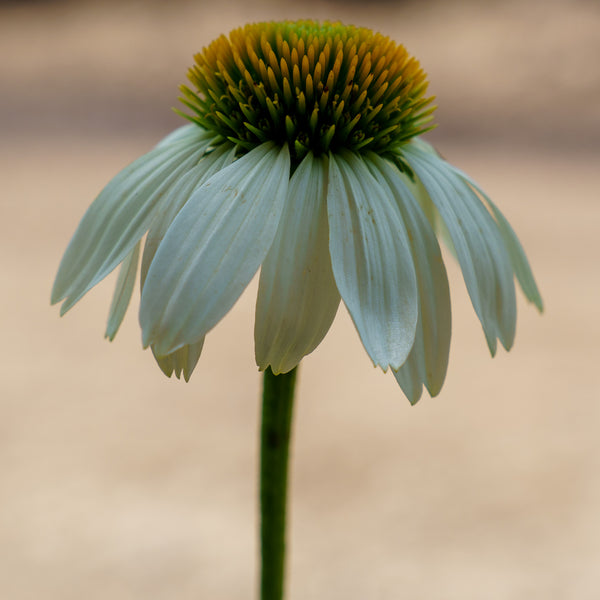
[{"left": 260, "top": 366, "right": 297, "bottom": 600}]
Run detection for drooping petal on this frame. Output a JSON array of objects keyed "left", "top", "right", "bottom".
[
  {"left": 393, "top": 324, "right": 425, "bottom": 404},
  {"left": 154, "top": 124, "right": 212, "bottom": 149},
  {"left": 407, "top": 175, "right": 457, "bottom": 260},
  {"left": 327, "top": 151, "right": 418, "bottom": 371},
  {"left": 139, "top": 144, "right": 237, "bottom": 380},
  {"left": 367, "top": 154, "right": 451, "bottom": 403},
  {"left": 151, "top": 339, "right": 205, "bottom": 382},
  {"left": 485, "top": 200, "right": 543, "bottom": 311},
  {"left": 403, "top": 142, "right": 516, "bottom": 354},
  {"left": 412, "top": 139, "right": 542, "bottom": 312},
  {"left": 51, "top": 128, "right": 213, "bottom": 314},
  {"left": 255, "top": 152, "right": 340, "bottom": 374},
  {"left": 140, "top": 142, "right": 291, "bottom": 356},
  {"left": 445, "top": 164, "right": 543, "bottom": 312},
  {"left": 405, "top": 171, "right": 438, "bottom": 231},
  {"left": 141, "top": 142, "right": 238, "bottom": 287},
  {"left": 105, "top": 241, "right": 140, "bottom": 341}
]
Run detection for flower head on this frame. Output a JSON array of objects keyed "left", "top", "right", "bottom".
[
  {"left": 51, "top": 20, "right": 542, "bottom": 403},
  {"left": 180, "top": 21, "right": 434, "bottom": 162}
]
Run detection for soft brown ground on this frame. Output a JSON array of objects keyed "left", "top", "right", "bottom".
[{"left": 1, "top": 0, "right": 599, "bottom": 598}]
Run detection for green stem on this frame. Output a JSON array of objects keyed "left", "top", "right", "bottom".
[{"left": 260, "top": 366, "right": 297, "bottom": 600}]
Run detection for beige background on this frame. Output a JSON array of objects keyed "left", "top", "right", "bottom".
[{"left": 2, "top": 0, "right": 599, "bottom": 598}]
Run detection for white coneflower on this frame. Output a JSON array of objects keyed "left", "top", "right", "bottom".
[{"left": 51, "top": 20, "right": 542, "bottom": 403}]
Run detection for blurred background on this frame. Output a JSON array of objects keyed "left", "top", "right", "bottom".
[{"left": 1, "top": 0, "right": 599, "bottom": 598}]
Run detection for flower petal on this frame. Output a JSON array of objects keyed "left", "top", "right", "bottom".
[
  {"left": 140, "top": 142, "right": 238, "bottom": 287},
  {"left": 403, "top": 142, "right": 516, "bottom": 354},
  {"left": 151, "top": 339, "right": 205, "bottom": 382},
  {"left": 52, "top": 128, "right": 212, "bottom": 314},
  {"left": 255, "top": 152, "right": 340, "bottom": 374},
  {"left": 367, "top": 154, "right": 452, "bottom": 403},
  {"left": 327, "top": 151, "right": 418, "bottom": 370},
  {"left": 140, "top": 142, "right": 291, "bottom": 356},
  {"left": 138, "top": 145, "right": 238, "bottom": 380},
  {"left": 118, "top": 146, "right": 237, "bottom": 380},
  {"left": 407, "top": 175, "right": 457, "bottom": 260},
  {"left": 104, "top": 241, "right": 140, "bottom": 341},
  {"left": 393, "top": 328, "right": 425, "bottom": 404},
  {"left": 412, "top": 139, "right": 542, "bottom": 312},
  {"left": 445, "top": 165, "right": 543, "bottom": 312},
  {"left": 154, "top": 124, "right": 212, "bottom": 149}
]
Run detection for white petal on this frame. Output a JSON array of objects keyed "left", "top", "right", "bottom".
[
  {"left": 255, "top": 152, "right": 340, "bottom": 374},
  {"left": 367, "top": 154, "right": 452, "bottom": 402},
  {"left": 414, "top": 138, "right": 542, "bottom": 312},
  {"left": 485, "top": 200, "right": 543, "bottom": 311},
  {"left": 137, "top": 146, "right": 237, "bottom": 380},
  {"left": 405, "top": 170, "right": 438, "bottom": 231},
  {"left": 105, "top": 241, "right": 140, "bottom": 341},
  {"left": 151, "top": 339, "right": 205, "bottom": 382},
  {"left": 446, "top": 165, "right": 543, "bottom": 312},
  {"left": 327, "top": 152, "right": 418, "bottom": 370},
  {"left": 140, "top": 142, "right": 238, "bottom": 287},
  {"left": 393, "top": 325, "right": 425, "bottom": 404},
  {"left": 154, "top": 124, "right": 212, "bottom": 149},
  {"left": 140, "top": 143, "right": 291, "bottom": 356},
  {"left": 403, "top": 143, "right": 516, "bottom": 354},
  {"left": 407, "top": 175, "right": 457, "bottom": 260},
  {"left": 52, "top": 129, "right": 212, "bottom": 314}
]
